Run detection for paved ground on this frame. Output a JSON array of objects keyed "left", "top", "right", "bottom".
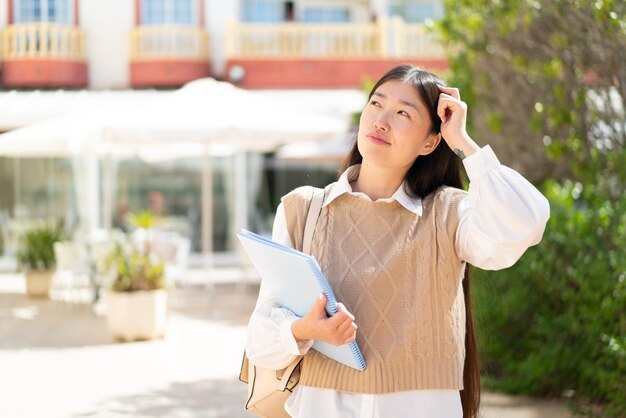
[{"left": 0, "top": 272, "right": 575, "bottom": 418}]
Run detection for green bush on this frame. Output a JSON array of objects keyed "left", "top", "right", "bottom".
[
  {"left": 474, "top": 180, "right": 626, "bottom": 417},
  {"left": 16, "top": 222, "right": 64, "bottom": 272}
]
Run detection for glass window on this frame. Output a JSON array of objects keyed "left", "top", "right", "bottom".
[
  {"left": 174, "top": 0, "right": 193, "bottom": 24},
  {"left": 0, "top": 153, "right": 342, "bottom": 261},
  {"left": 242, "top": 0, "right": 284, "bottom": 23},
  {"left": 115, "top": 158, "right": 200, "bottom": 252},
  {"left": 254, "top": 153, "right": 338, "bottom": 236},
  {"left": 114, "top": 156, "right": 239, "bottom": 254},
  {"left": 388, "top": 0, "right": 441, "bottom": 23},
  {"left": 15, "top": 0, "right": 71, "bottom": 24},
  {"left": 141, "top": 0, "right": 195, "bottom": 25},
  {"left": 300, "top": 7, "right": 350, "bottom": 23},
  {"left": 0, "top": 157, "right": 76, "bottom": 258}
]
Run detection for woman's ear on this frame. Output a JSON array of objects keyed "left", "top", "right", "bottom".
[{"left": 420, "top": 133, "right": 442, "bottom": 156}]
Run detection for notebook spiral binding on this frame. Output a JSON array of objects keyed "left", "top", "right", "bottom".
[{"left": 307, "top": 258, "right": 367, "bottom": 371}]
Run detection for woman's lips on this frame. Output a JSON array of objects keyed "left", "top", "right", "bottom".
[{"left": 367, "top": 134, "right": 390, "bottom": 145}]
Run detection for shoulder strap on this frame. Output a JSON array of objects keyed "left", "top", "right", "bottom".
[
  {"left": 302, "top": 187, "right": 324, "bottom": 255},
  {"left": 277, "top": 357, "right": 302, "bottom": 391}
]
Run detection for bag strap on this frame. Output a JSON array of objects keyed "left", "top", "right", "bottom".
[
  {"left": 302, "top": 187, "right": 324, "bottom": 255},
  {"left": 274, "top": 187, "right": 323, "bottom": 389},
  {"left": 277, "top": 356, "right": 303, "bottom": 391},
  {"left": 241, "top": 187, "right": 323, "bottom": 390}
]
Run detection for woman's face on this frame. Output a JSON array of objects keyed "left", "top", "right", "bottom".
[{"left": 357, "top": 80, "right": 440, "bottom": 171}]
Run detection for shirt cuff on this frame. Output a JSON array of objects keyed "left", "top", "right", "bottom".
[
  {"left": 280, "top": 316, "right": 314, "bottom": 356},
  {"left": 463, "top": 145, "right": 501, "bottom": 182}
]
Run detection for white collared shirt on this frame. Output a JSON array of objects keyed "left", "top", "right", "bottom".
[{"left": 246, "top": 145, "right": 550, "bottom": 418}]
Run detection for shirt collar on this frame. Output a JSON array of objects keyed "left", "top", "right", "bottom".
[{"left": 323, "top": 165, "right": 423, "bottom": 216}]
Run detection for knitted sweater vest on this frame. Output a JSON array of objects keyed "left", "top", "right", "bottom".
[{"left": 281, "top": 184, "right": 467, "bottom": 394}]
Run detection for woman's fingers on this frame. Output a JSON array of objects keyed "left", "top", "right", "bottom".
[
  {"left": 437, "top": 95, "right": 456, "bottom": 122},
  {"left": 325, "top": 304, "right": 357, "bottom": 345},
  {"left": 437, "top": 84, "right": 471, "bottom": 146},
  {"left": 337, "top": 303, "right": 355, "bottom": 320},
  {"left": 328, "top": 310, "right": 355, "bottom": 330},
  {"left": 437, "top": 84, "right": 461, "bottom": 100},
  {"left": 437, "top": 94, "right": 466, "bottom": 123},
  {"left": 329, "top": 320, "right": 356, "bottom": 345},
  {"left": 336, "top": 316, "right": 357, "bottom": 333}
]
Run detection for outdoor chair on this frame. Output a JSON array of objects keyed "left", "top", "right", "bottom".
[{"left": 52, "top": 241, "right": 90, "bottom": 303}]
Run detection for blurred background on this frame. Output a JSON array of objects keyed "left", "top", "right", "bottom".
[{"left": 0, "top": 0, "right": 623, "bottom": 417}]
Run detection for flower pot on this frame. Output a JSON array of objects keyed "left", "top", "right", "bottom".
[
  {"left": 105, "top": 289, "right": 168, "bottom": 341},
  {"left": 24, "top": 270, "right": 53, "bottom": 298}
]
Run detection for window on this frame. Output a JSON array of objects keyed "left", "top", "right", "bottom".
[
  {"left": 388, "top": 0, "right": 443, "bottom": 23},
  {"left": 15, "top": 0, "right": 72, "bottom": 24},
  {"left": 141, "top": 0, "right": 196, "bottom": 25},
  {"left": 242, "top": 0, "right": 285, "bottom": 23},
  {"left": 300, "top": 7, "right": 350, "bottom": 23},
  {"left": 242, "top": 1, "right": 351, "bottom": 23}
]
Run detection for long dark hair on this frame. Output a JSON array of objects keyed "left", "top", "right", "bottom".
[{"left": 341, "top": 64, "right": 481, "bottom": 418}]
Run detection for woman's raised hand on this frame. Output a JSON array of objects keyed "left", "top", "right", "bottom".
[
  {"left": 292, "top": 294, "right": 358, "bottom": 346},
  {"left": 436, "top": 84, "right": 480, "bottom": 159}
]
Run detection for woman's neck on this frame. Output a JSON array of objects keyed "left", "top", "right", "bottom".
[{"left": 351, "top": 162, "right": 407, "bottom": 201}]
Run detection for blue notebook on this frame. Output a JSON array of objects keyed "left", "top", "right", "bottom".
[{"left": 237, "top": 229, "right": 366, "bottom": 371}]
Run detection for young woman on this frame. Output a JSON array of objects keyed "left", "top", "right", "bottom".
[{"left": 246, "top": 65, "right": 550, "bottom": 418}]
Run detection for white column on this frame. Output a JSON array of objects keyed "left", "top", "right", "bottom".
[
  {"left": 201, "top": 148, "right": 213, "bottom": 267},
  {"left": 234, "top": 151, "right": 248, "bottom": 235},
  {"left": 206, "top": 0, "right": 240, "bottom": 77},
  {"left": 0, "top": 0, "right": 7, "bottom": 28},
  {"left": 13, "top": 159, "right": 21, "bottom": 217},
  {"left": 234, "top": 151, "right": 252, "bottom": 282},
  {"left": 82, "top": 0, "right": 134, "bottom": 88},
  {"left": 86, "top": 154, "right": 101, "bottom": 233},
  {"left": 102, "top": 155, "right": 114, "bottom": 230},
  {"left": 72, "top": 154, "right": 101, "bottom": 238}
]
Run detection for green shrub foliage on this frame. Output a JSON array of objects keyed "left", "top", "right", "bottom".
[
  {"left": 474, "top": 181, "right": 626, "bottom": 417},
  {"left": 438, "top": 0, "right": 626, "bottom": 415},
  {"left": 16, "top": 223, "right": 64, "bottom": 272}
]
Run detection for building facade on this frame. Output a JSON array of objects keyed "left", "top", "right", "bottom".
[{"left": 0, "top": 0, "right": 447, "bottom": 89}]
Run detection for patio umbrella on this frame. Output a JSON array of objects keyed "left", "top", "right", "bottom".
[
  {"left": 0, "top": 78, "right": 351, "bottom": 157},
  {"left": 102, "top": 78, "right": 349, "bottom": 150}
]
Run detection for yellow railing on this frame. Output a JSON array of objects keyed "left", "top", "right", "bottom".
[
  {"left": 226, "top": 19, "right": 443, "bottom": 59},
  {"left": 130, "top": 25, "right": 210, "bottom": 60},
  {"left": 227, "top": 22, "right": 386, "bottom": 58},
  {"left": 2, "top": 23, "right": 86, "bottom": 60}
]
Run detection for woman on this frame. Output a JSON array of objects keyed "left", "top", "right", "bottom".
[{"left": 246, "top": 65, "right": 550, "bottom": 418}]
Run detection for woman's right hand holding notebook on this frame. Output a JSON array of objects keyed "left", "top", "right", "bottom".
[{"left": 291, "top": 293, "right": 358, "bottom": 346}]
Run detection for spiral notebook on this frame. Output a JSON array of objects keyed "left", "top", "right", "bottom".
[{"left": 237, "top": 229, "right": 366, "bottom": 371}]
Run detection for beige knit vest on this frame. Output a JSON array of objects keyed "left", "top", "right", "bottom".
[{"left": 281, "top": 184, "right": 467, "bottom": 394}]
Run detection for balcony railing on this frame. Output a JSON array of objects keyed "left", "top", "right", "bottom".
[
  {"left": 2, "top": 23, "right": 86, "bottom": 60},
  {"left": 394, "top": 22, "right": 445, "bottom": 57},
  {"left": 130, "top": 25, "right": 210, "bottom": 60},
  {"left": 226, "top": 18, "right": 444, "bottom": 59},
  {"left": 227, "top": 22, "right": 385, "bottom": 58}
]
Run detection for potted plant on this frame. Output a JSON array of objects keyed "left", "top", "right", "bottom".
[
  {"left": 103, "top": 210, "right": 168, "bottom": 341},
  {"left": 16, "top": 222, "right": 64, "bottom": 298}
]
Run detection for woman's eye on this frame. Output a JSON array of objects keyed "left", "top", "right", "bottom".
[
  {"left": 398, "top": 110, "right": 410, "bottom": 118},
  {"left": 369, "top": 100, "right": 381, "bottom": 107}
]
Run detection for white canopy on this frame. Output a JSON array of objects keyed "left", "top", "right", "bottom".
[
  {"left": 103, "top": 78, "right": 350, "bottom": 151},
  {"left": 0, "top": 78, "right": 353, "bottom": 159},
  {"left": 0, "top": 78, "right": 360, "bottom": 260},
  {"left": 0, "top": 89, "right": 164, "bottom": 131}
]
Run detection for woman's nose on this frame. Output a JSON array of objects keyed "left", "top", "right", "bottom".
[{"left": 374, "top": 115, "right": 390, "bottom": 131}]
